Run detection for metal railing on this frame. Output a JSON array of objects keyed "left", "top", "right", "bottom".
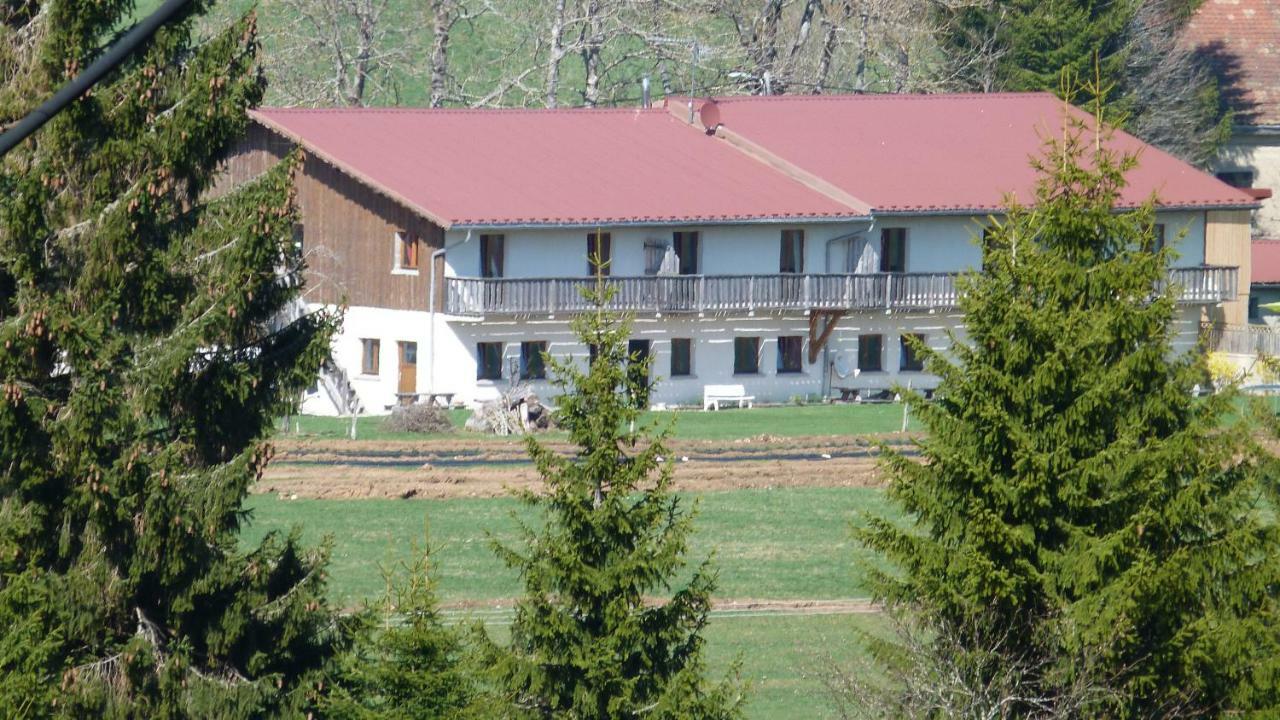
[{"left": 444, "top": 266, "right": 1236, "bottom": 317}]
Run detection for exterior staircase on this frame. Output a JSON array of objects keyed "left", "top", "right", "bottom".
[
  {"left": 273, "top": 297, "right": 364, "bottom": 416},
  {"left": 317, "top": 359, "right": 364, "bottom": 416}
]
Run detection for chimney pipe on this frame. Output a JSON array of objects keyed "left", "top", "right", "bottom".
[{"left": 641, "top": 76, "right": 651, "bottom": 108}]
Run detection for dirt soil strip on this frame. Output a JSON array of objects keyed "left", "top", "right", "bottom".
[
  {"left": 435, "top": 598, "right": 880, "bottom": 624},
  {"left": 259, "top": 434, "right": 916, "bottom": 499}
]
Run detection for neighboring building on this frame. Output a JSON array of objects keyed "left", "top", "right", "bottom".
[
  {"left": 1187, "top": 0, "right": 1280, "bottom": 238},
  {"left": 1250, "top": 240, "right": 1280, "bottom": 325},
  {"left": 218, "top": 93, "right": 1256, "bottom": 414},
  {"left": 1187, "top": 0, "right": 1280, "bottom": 328}
]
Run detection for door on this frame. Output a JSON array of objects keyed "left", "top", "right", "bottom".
[{"left": 398, "top": 341, "right": 418, "bottom": 402}]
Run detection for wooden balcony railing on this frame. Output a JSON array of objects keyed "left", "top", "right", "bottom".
[
  {"left": 1201, "top": 322, "right": 1280, "bottom": 357},
  {"left": 1164, "top": 265, "right": 1238, "bottom": 305},
  {"left": 444, "top": 266, "right": 1236, "bottom": 317}
]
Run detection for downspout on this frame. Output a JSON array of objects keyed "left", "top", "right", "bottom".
[
  {"left": 427, "top": 229, "right": 473, "bottom": 395},
  {"left": 821, "top": 218, "right": 876, "bottom": 400}
]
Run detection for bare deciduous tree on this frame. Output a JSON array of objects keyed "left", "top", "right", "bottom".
[
  {"left": 261, "top": 0, "right": 480, "bottom": 107},
  {"left": 1122, "top": 0, "right": 1231, "bottom": 166},
  {"left": 812, "top": 606, "right": 1202, "bottom": 720},
  {"left": 428, "top": 0, "right": 480, "bottom": 107},
  {"left": 698, "top": 0, "right": 955, "bottom": 96}
]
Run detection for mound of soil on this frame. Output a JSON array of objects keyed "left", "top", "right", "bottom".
[{"left": 257, "top": 434, "right": 918, "bottom": 500}]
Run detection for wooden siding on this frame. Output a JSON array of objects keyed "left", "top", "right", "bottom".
[
  {"left": 214, "top": 123, "right": 445, "bottom": 312},
  {"left": 1204, "top": 209, "right": 1252, "bottom": 325}
]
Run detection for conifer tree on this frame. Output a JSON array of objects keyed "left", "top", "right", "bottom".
[
  {"left": 324, "top": 536, "right": 487, "bottom": 719},
  {"left": 858, "top": 90, "right": 1280, "bottom": 716},
  {"left": 489, "top": 279, "right": 742, "bottom": 720},
  {"left": 0, "top": 0, "right": 340, "bottom": 714},
  {"left": 937, "top": 0, "right": 1229, "bottom": 165}
]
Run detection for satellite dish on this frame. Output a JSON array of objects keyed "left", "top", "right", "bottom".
[
  {"left": 699, "top": 99, "right": 721, "bottom": 133},
  {"left": 833, "top": 353, "right": 853, "bottom": 379}
]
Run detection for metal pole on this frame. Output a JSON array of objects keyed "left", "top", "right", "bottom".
[{"left": 0, "top": 0, "right": 194, "bottom": 158}]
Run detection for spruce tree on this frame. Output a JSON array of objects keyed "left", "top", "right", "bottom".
[
  {"left": 0, "top": 0, "right": 340, "bottom": 715},
  {"left": 858, "top": 94, "right": 1280, "bottom": 716},
  {"left": 937, "top": 0, "right": 1229, "bottom": 164},
  {"left": 323, "top": 536, "right": 487, "bottom": 719},
  {"left": 489, "top": 279, "right": 742, "bottom": 720}
]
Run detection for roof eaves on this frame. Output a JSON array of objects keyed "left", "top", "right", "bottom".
[
  {"left": 872, "top": 200, "right": 1260, "bottom": 216},
  {"left": 248, "top": 110, "right": 456, "bottom": 230},
  {"left": 450, "top": 213, "right": 874, "bottom": 230}
]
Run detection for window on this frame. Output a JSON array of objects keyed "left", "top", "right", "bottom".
[
  {"left": 1249, "top": 296, "right": 1261, "bottom": 322},
  {"left": 780, "top": 229, "right": 804, "bottom": 273},
  {"left": 857, "top": 334, "right": 883, "bottom": 372},
  {"left": 587, "top": 232, "right": 612, "bottom": 276},
  {"left": 734, "top": 336, "right": 760, "bottom": 375},
  {"left": 360, "top": 338, "right": 380, "bottom": 375},
  {"left": 480, "top": 234, "right": 505, "bottom": 278},
  {"left": 520, "top": 341, "right": 547, "bottom": 380},
  {"left": 900, "top": 333, "right": 926, "bottom": 372},
  {"left": 1153, "top": 224, "right": 1166, "bottom": 252},
  {"left": 395, "top": 230, "right": 419, "bottom": 271},
  {"left": 673, "top": 231, "right": 700, "bottom": 275},
  {"left": 627, "top": 339, "right": 652, "bottom": 368},
  {"left": 880, "top": 228, "right": 907, "bottom": 273},
  {"left": 1216, "top": 170, "right": 1254, "bottom": 189},
  {"left": 777, "top": 336, "right": 803, "bottom": 374},
  {"left": 980, "top": 227, "right": 996, "bottom": 271},
  {"left": 670, "top": 338, "right": 692, "bottom": 377},
  {"left": 477, "top": 342, "right": 503, "bottom": 380}
]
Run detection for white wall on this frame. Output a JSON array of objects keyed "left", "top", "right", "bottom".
[
  {"left": 447, "top": 311, "right": 955, "bottom": 407},
  {"left": 314, "top": 215, "right": 1220, "bottom": 415},
  {"left": 306, "top": 300, "right": 1212, "bottom": 414},
  {"left": 445, "top": 211, "right": 1208, "bottom": 281},
  {"left": 1218, "top": 133, "right": 1280, "bottom": 239},
  {"left": 320, "top": 305, "right": 436, "bottom": 414}
]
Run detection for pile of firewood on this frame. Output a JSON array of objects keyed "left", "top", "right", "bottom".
[{"left": 464, "top": 384, "right": 554, "bottom": 435}]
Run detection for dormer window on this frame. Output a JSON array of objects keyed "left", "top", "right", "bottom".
[{"left": 394, "top": 230, "right": 419, "bottom": 274}]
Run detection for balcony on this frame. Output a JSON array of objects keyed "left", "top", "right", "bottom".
[{"left": 444, "top": 265, "right": 1237, "bottom": 317}]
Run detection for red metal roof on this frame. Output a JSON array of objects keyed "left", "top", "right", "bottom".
[
  {"left": 1252, "top": 239, "right": 1280, "bottom": 283},
  {"left": 1185, "top": 0, "right": 1280, "bottom": 126},
  {"left": 253, "top": 93, "right": 1256, "bottom": 229},
  {"left": 691, "top": 93, "right": 1258, "bottom": 214},
  {"left": 250, "top": 107, "right": 867, "bottom": 229}
]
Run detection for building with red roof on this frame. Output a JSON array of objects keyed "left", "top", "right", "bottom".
[
  {"left": 1185, "top": 0, "right": 1280, "bottom": 332},
  {"left": 219, "top": 93, "right": 1254, "bottom": 413}
]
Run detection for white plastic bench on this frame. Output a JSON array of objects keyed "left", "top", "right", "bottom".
[{"left": 703, "top": 384, "right": 755, "bottom": 411}]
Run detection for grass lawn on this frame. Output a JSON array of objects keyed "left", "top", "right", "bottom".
[
  {"left": 704, "top": 612, "right": 884, "bottom": 719},
  {"left": 241, "top": 486, "right": 899, "bottom": 719},
  {"left": 241, "top": 487, "right": 898, "bottom": 607},
  {"left": 278, "top": 403, "right": 920, "bottom": 442}
]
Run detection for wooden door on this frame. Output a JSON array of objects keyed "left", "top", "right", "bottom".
[{"left": 398, "top": 341, "right": 417, "bottom": 399}]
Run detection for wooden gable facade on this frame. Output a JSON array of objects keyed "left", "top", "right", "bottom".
[{"left": 215, "top": 123, "right": 445, "bottom": 312}]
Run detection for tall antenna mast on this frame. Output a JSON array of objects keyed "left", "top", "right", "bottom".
[{"left": 687, "top": 42, "right": 701, "bottom": 123}]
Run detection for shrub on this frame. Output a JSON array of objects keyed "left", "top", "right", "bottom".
[{"left": 385, "top": 404, "right": 455, "bottom": 434}]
